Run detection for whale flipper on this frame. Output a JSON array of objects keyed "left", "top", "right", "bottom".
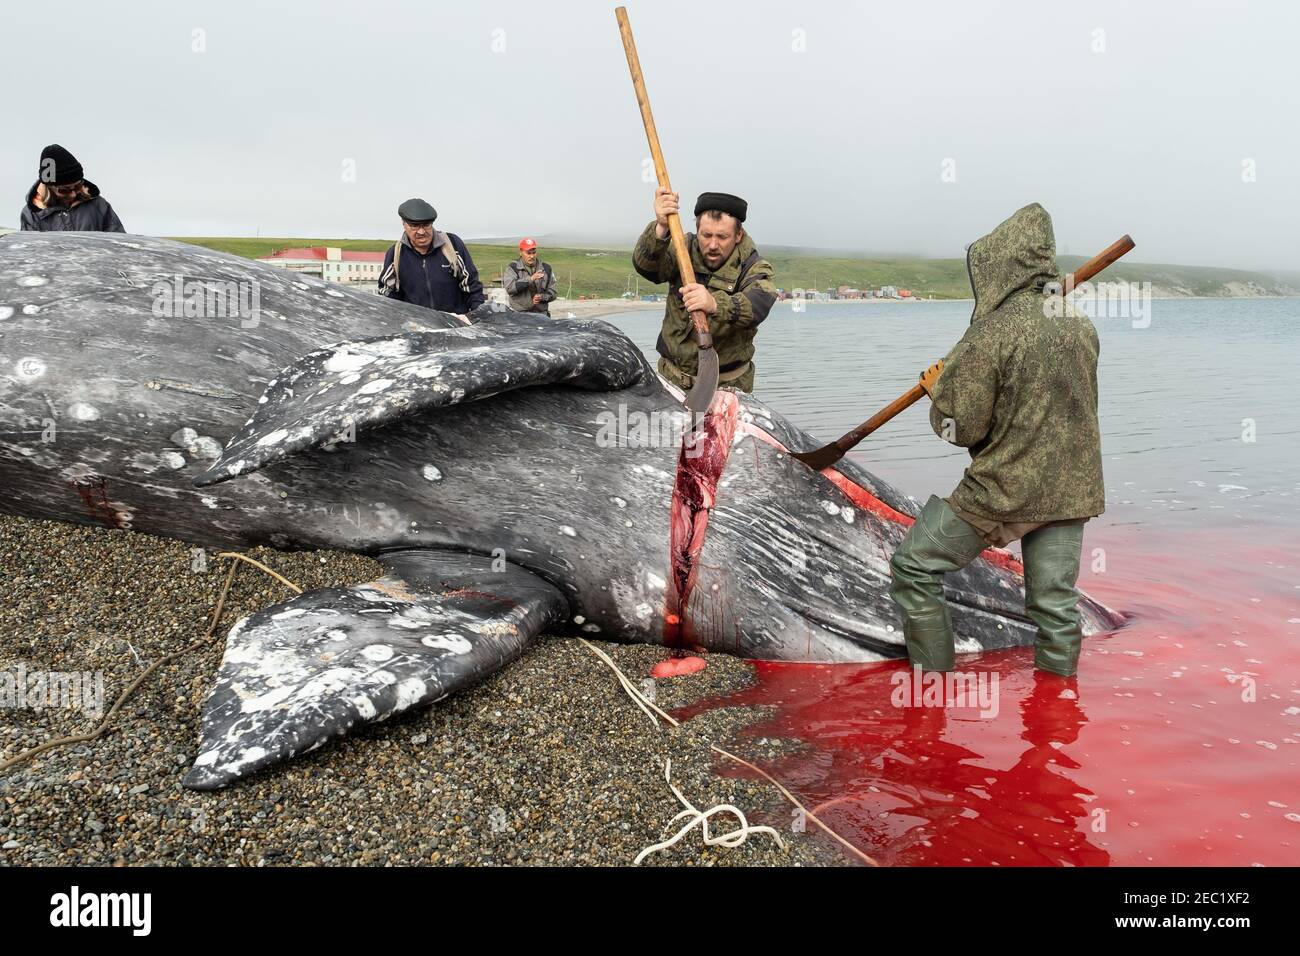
[
  {"left": 182, "top": 550, "right": 567, "bottom": 790},
  {"left": 195, "top": 316, "right": 650, "bottom": 486}
]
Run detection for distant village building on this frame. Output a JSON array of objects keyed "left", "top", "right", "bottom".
[
  {"left": 779, "top": 283, "right": 916, "bottom": 302},
  {"left": 782, "top": 283, "right": 928, "bottom": 302},
  {"left": 257, "top": 247, "right": 385, "bottom": 290}
]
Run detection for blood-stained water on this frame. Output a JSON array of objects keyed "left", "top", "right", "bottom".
[
  {"left": 605, "top": 296, "right": 1300, "bottom": 865},
  {"left": 680, "top": 525, "right": 1300, "bottom": 865}
]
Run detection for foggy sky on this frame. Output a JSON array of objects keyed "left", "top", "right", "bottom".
[{"left": 3, "top": 0, "right": 1296, "bottom": 271}]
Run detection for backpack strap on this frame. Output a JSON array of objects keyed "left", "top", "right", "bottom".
[
  {"left": 437, "top": 232, "right": 471, "bottom": 294},
  {"left": 735, "top": 248, "right": 762, "bottom": 289},
  {"left": 391, "top": 240, "right": 402, "bottom": 292}
]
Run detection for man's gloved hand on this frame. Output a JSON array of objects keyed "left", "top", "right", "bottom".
[{"left": 919, "top": 360, "right": 944, "bottom": 396}]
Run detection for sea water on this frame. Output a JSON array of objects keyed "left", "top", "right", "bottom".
[{"left": 603, "top": 298, "right": 1300, "bottom": 866}]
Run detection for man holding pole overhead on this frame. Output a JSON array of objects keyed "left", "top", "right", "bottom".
[{"left": 632, "top": 188, "right": 778, "bottom": 395}]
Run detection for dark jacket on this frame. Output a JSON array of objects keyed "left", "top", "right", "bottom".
[
  {"left": 928, "top": 203, "right": 1105, "bottom": 523},
  {"left": 378, "top": 231, "right": 485, "bottom": 314},
  {"left": 631, "top": 221, "right": 777, "bottom": 376},
  {"left": 20, "top": 180, "right": 125, "bottom": 232},
  {"left": 503, "top": 257, "right": 558, "bottom": 313}
]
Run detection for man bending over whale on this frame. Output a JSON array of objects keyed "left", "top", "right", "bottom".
[
  {"left": 20, "top": 144, "right": 125, "bottom": 233},
  {"left": 378, "top": 197, "right": 484, "bottom": 322},
  {"left": 889, "top": 203, "right": 1105, "bottom": 679}
]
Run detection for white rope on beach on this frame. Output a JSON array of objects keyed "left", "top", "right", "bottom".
[
  {"left": 633, "top": 757, "right": 786, "bottom": 865},
  {"left": 575, "top": 638, "right": 879, "bottom": 866},
  {"left": 215, "top": 551, "right": 304, "bottom": 594},
  {"left": 711, "top": 744, "right": 879, "bottom": 867},
  {"left": 576, "top": 638, "right": 680, "bottom": 729}
]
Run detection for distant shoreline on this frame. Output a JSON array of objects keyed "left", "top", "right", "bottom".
[
  {"left": 564, "top": 293, "right": 1300, "bottom": 322},
  {"left": 552, "top": 298, "right": 662, "bottom": 319},
  {"left": 555, "top": 297, "right": 967, "bottom": 319},
  {"left": 114, "top": 236, "right": 1300, "bottom": 301}
]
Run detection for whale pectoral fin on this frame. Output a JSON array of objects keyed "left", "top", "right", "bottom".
[
  {"left": 182, "top": 550, "right": 567, "bottom": 791},
  {"left": 193, "top": 317, "right": 649, "bottom": 486}
]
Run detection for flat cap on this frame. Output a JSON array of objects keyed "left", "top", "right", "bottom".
[
  {"left": 694, "top": 192, "right": 747, "bottom": 223},
  {"left": 397, "top": 198, "right": 437, "bottom": 224}
]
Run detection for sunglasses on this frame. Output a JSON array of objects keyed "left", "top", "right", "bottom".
[{"left": 50, "top": 182, "right": 82, "bottom": 195}]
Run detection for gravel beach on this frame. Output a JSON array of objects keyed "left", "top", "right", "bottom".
[{"left": 0, "top": 515, "right": 843, "bottom": 867}]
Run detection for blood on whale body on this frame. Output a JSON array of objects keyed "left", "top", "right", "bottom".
[
  {"left": 653, "top": 388, "right": 1028, "bottom": 676},
  {"left": 655, "top": 392, "right": 741, "bottom": 677}
]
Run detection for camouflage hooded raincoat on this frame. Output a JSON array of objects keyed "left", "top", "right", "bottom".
[{"left": 928, "top": 203, "right": 1105, "bottom": 523}]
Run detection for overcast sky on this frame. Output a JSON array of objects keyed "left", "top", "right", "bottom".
[{"left": 3, "top": 0, "right": 1296, "bottom": 270}]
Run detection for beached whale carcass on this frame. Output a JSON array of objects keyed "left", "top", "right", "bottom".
[{"left": 0, "top": 233, "right": 1123, "bottom": 789}]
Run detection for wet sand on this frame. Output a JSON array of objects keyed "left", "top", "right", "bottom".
[{"left": 551, "top": 297, "right": 663, "bottom": 319}]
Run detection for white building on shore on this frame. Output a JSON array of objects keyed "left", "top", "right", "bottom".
[{"left": 257, "top": 246, "right": 385, "bottom": 290}]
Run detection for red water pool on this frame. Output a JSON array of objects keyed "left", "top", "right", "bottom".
[{"left": 682, "top": 524, "right": 1300, "bottom": 866}]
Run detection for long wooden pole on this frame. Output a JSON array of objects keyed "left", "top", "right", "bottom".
[
  {"left": 790, "top": 235, "right": 1136, "bottom": 472},
  {"left": 615, "top": 6, "right": 720, "bottom": 414}
]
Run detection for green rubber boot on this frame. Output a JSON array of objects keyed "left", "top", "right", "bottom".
[
  {"left": 902, "top": 608, "right": 957, "bottom": 672},
  {"left": 889, "top": 496, "right": 989, "bottom": 673},
  {"left": 1021, "top": 520, "right": 1088, "bottom": 677}
]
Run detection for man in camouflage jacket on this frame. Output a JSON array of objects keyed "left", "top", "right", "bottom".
[
  {"left": 890, "top": 203, "right": 1105, "bottom": 678},
  {"left": 632, "top": 188, "right": 777, "bottom": 394}
]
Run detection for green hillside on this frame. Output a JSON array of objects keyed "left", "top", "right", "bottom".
[
  {"left": 169, "top": 237, "right": 1297, "bottom": 300},
  {"left": 171, "top": 237, "right": 655, "bottom": 299}
]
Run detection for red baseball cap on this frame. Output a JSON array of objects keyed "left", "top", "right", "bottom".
[{"left": 519, "top": 237, "right": 537, "bottom": 251}]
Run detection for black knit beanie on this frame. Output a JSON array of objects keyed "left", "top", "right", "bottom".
[{"left": 40, "top": 144, "right": 84, "bottom": 185}]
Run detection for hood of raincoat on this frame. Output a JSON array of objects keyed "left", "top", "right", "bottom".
[{"left": 967, "top": 202, "right": 1059, "bottom": 323}]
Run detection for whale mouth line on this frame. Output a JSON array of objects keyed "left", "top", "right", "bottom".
[{"left": 781, "top": 603, "right": 903, "bottom": 660}]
